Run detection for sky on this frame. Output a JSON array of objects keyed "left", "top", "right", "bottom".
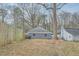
[
  {"left": 0, "top": 3, "right": 79, "bottom": 12},
  {"left": 0, "top": 3, "right": 79, "bottom": 24},
  {"left": 1, "top": 3, "right": 79, "bottom": 12},
  {"left": 60, "top": 3, "right": 79, "bottom": 13}
]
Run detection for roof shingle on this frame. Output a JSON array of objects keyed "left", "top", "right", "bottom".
[{"left": 65, "top": 28, "right": 79, "bottom": 36}]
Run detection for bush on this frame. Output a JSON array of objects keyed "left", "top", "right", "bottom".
[{"left": 25, "top": 35, "right": 31, "bottom": 39}]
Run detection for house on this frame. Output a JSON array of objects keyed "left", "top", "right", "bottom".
[
  {"left": 26, "top": 27, "right": 53, "bottom": 39},
  {"left": 61, "top": 27, "right": 79, "bottom": 41}
]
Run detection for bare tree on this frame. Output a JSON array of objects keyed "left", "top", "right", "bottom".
[
  {"left": 38, "top": 3, "right": 66, "bottom": 40},
  {"left": 17, "top": 3, "right": 47, "bottom": 28},
  {"left": 59, "top": 11, "right": 72, "bottom": 28},
  {"left": 0, "top": 8, "right": 7, "bottom": 46},
  {"left": 52, "top": 3, "right": 58, "bottom": 40},
  {"left": 13, "top": 7, "right": 23, "bottom": 40}
]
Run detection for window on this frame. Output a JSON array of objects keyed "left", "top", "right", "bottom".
[
  {"left": 45, "top": 34, "right": 47, "bottom": 37},
  {"left": 33, "top": 34, "right": 35, "bottom": 36}
]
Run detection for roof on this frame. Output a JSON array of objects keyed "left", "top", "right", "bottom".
[
  {"left": 65, "top": 28, "right": 79, "bottom": 36},
  {"left": 27, "top": 27, "right": 52, "bottom": 34}
]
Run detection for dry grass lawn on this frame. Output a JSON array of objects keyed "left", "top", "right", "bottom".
[{"left": 0, "top": 39, "right": 79, "bottom": 56}]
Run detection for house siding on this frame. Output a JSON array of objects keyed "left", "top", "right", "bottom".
[
  {"left": 73, "top": 36, "right": 79, "bottom": 41},
  {"left": 61, "top": 28, "right": 73, "bottom": 41},
  {"left": 27, "top": 33, "right": 52, "bottom": 39}
]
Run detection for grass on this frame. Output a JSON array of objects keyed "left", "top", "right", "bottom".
[{"left": 0, "top": 39, "right": 79, "bottom": 56}]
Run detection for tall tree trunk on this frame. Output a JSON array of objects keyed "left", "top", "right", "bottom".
[
  {"left": 2, "top": 15, "right": 6, "bottom": 46},
  {"left": 49, "top": 17, "right": 51, "bottom": 31},
  {"left": 31, "top": 17, "right": 35, "bottom": 28},
  {"left": 31, "top": 4, "right": 35, "bottom": 28},
  {"left": 22, "top": 14, "right": 25, "bottom": 40},
  {"left": 52, "top": 3, "right": 58, "bottom": 40},
  {"left": 13, "top": 14, "right": 17, "bottom": 41}
]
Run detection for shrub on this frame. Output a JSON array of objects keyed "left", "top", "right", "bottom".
[{"left": 25, "top": 35, "right": 31, "bottom": 39}]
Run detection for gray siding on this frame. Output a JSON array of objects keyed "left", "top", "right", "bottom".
[
  {"left": 73, "top": 36, "right": 79, "bottom": 41},
  {"left": 27, "top": 33, "right": 52, "bottom": 39}
]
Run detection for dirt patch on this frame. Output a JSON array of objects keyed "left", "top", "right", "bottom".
[
  {"left": 47, "top": 39, "right": 63, "bottom": 45},
  {"left": 32, "top": 42, "right": 50, "bottom": 46}
]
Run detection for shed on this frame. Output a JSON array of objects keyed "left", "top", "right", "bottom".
[
  {"left": 61, "top": 28, "right": 79, "bottom": 41},
  {"left": 26, "top": 27, "right": 53, "bottom": 39}
]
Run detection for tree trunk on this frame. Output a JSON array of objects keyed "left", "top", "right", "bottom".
[
  {"left": 13, "top": 14, "right": 17, "bottom": 41},
  {"left": 52, "top": 3, "right": 58, "bottom": 40},
  {"left": 22, "top": 14, "right": 25, "bottom": 40}
]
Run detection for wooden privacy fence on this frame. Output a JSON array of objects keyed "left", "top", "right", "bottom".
[{"left": 0, "top": 22, "right": 23, "bottom": 47}]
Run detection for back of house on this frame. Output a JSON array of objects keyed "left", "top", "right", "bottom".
[
  {"left": 61, "top": 28, "right": 79, "bottom": 41},
  {"left": 26, "top": 27, "right": 53, "bottom": 39}
]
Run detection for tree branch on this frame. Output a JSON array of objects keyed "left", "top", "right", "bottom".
[
  {"left": 38, "top": 3, "right": 66, "bottom": 10},
  {"left": 57, "top": 3, "right": 66, "bottom": 10},
  {"left": 37, "top": 3, "right": 53, "bottom": 10}
]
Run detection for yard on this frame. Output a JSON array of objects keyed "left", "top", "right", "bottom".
[{"left": 0, "top": 39, "right": 79, "bottom": 56}]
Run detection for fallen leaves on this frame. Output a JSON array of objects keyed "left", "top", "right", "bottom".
[{"left": 0, "top": 39, "right": 79, "bottom": 56}]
